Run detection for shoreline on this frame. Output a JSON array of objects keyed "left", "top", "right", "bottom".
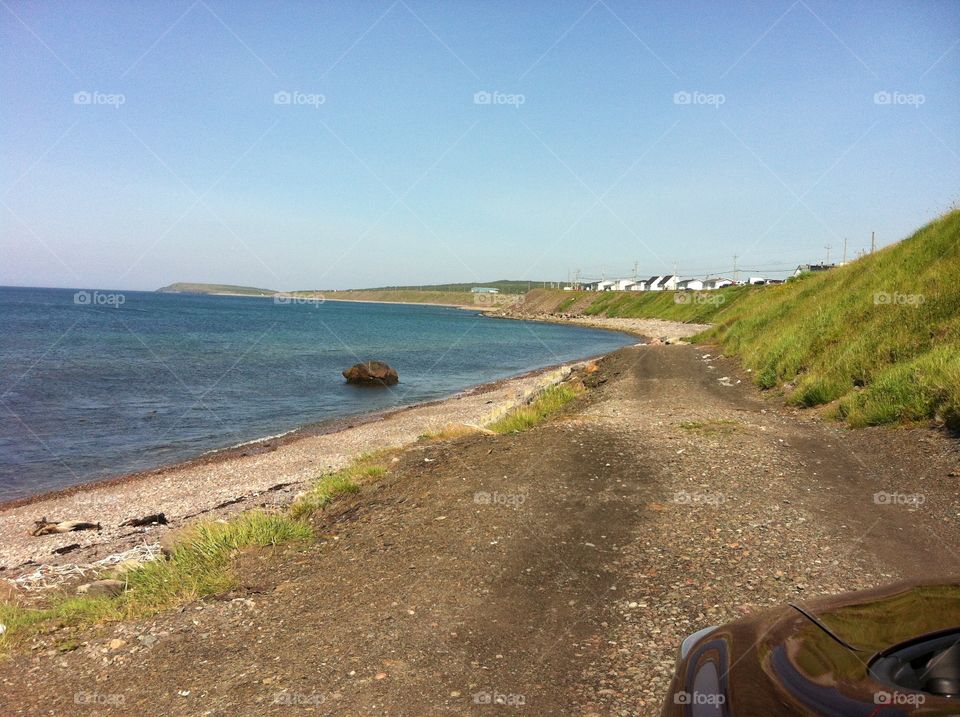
[
  {"left": 1, "top": 312, "right": 641, "bottom": 512},
  {"left": 0, "top": 356, "right": 592, "bottom": 514},
  {"left": 0, "top": 315, "right": 702, "bottom": 579},
  {"left": 0, "top": 350, "right": 627, "bottom": 578},
  {"left": 317, "top": 296, "right": 477, "bottom": 309},
  {"left": 490, "top": 310, "right": 712, "bottom": 340}
]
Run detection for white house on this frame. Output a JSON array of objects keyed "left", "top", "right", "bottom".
[
  {"left": 584, "top": 280, "right": 615, "bottom": 292},
  {"left": 703, "top": 277, "right": 735, "bottom": 290},
  {"left": 646, "top": 275, "right": 679, "bottom": 291},
  {"left": 676, "top": 278, "right": 704, "bottom": 291},
  {"left": 629, "top": 280, "right": 648, "bottom": 291},
  {"left": 612, "top": 279, "right": 637, "bottom": 291},
  {"left": 793, "top": 263, "right": 835, "bottom": 277}
]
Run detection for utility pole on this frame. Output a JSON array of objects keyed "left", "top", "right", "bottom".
[
  {"left": 825, "top": 244, "right": 831, "bottom": 264},
  {"left": 673, "top": 260, "right": 678, "bottom": 278},
  {"left": 733, "top": 254, "right": 738, "bottom": 283},
  {"left": 871, "top": 231, "right": 876, "bottom": 253},
  {"left": 843, "top": 238, "right": 847, "bottom": 265},
  {"left": 633, "top": 261, "right": 638, "bottom": 282}
]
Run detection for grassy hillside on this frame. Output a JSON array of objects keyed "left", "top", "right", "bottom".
[
  {"left": 157, "top": 282, "right": 275, "bottom": 296},
  {"left": 513, "top": 210, "right": 959, "bottom": 429},
  {"left": 701, "top": 210, "right": 960, "bottom": 429},
  {"left": 355, "top": 279, "right": 546, "bottom": 295},
  {"left": 524, "top": 284, "right": 755, "bottom": 323},
  {"left": 292, "top": 289, "right": 479, "bottom": 307}
]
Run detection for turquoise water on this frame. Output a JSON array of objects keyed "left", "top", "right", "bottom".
[{"left": 0, "top": 287, "right": 633, "bottom": 500}]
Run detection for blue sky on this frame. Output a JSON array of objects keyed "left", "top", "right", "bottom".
[{"left": 2, "top": 0, "right": 958, "bottom": 290}]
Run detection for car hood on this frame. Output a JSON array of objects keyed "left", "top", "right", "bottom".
[
  {"left": 713, "top": 579, "right": 960, "bottom": 715},
  {"left": 793, "top": 579, "right": 960, "bottom": 656}
]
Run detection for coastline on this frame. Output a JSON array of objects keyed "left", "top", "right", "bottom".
[
  {"left": 319, "top": 296, "right": 475, "bottom": 308},
  {"left": 0, "top": 352, "right": 613, "bottom": 579},
  {"left": 1, "top": 314, "right": 704, "bottom": 581},
  {"left": 490, "top": 310, "right": 712, "bottom": 340},
  {"left": 163, "top": 290, "right": 486, "bottom": 309},
  {"left": 0, "top": 355, "right": 584, "bottom": 514}
]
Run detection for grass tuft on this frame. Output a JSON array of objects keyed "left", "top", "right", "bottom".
[
  {"left": 488, "top": 383, "right": 583, "bottom": 434},
  {"left": 0, "top": 510, "right": 311, "bottom": 654},
  {"left": 289, "top": 451, "right": 393, "bottom": 519}
]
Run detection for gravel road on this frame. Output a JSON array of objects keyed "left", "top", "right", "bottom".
[{"left": 1, "top": 343, "right": 957, "bottom": 716}]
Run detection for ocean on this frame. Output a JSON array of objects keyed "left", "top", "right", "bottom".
[{"left": 0, "top": 286, "right": 633, "bottom": 501}]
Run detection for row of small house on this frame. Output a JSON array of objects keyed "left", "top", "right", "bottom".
[
  {"left": 575, "top": 275, "right": 760, "bottom": 292},
  {"left": 573, "top": 264, "right": 837, "bottom": 292}
]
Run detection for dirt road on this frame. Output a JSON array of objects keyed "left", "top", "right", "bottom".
[{"left": 2, "top": 344, "right": 958, "bottom": 716}]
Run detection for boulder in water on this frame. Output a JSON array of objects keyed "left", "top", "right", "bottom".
[{"left": 342, "top": 361, "right": 399, "bottom": 386}]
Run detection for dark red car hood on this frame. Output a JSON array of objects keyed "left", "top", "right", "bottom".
[{"left": 715, "top": 579, "right": 960, "bottom": 715}]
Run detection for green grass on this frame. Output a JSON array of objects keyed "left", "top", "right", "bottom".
[
  {"left": 488, "top": 383, "right": 583, "bottom": 433},
  {"left": 123, "top": 511, "right": 312, "bottom": 608},
  {"left": 0, "top": 448, "right": 404, "bottom": 655},
  {"left": 0, "top": 449, "right": 403, "bottom": 655},
  {"left": 699, "top": 209, "right": 960, "bottom": 429},
  {"left": 0, "top": 511, "right": 311, "bottom": 653},
  {"left": 519, "top": 284, "right": 753, "bottom": 323},
  {"left": 516, "top": 211, "right": 960, "bottom": 429},
  {"left": 289, "top": 451, "right": 391, "bottom": 519},
  {"left": 326, "top": 279, "right": 541, "bottom": 294},
  {"left": 291, "top": 289, "right": 479, "bottom": 306},
  {"left": 581, "top": 284, "right": 752, "bottom": 322}
]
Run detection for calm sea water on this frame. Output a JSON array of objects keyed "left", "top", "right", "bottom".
[{"left": 0, "top": 287, "right": 633, "bottom": 501}]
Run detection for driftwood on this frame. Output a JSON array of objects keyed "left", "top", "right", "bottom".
[
  {"left": 31, "top": 517, "right": 101, "bottom": 537},
  {"left": 119, "top": 513, "right": 168, "bottom": 528}
]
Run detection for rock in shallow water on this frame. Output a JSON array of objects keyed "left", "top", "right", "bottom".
[{"left": 342, "top": 361, "right": 399, "bottom": 386}]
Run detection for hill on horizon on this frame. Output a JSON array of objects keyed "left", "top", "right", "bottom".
[{"left": 156, "top": 283, "right": 276, "bottom": 296}]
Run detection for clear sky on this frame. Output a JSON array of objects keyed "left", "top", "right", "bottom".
[{"left": 2, "top": 0, "right": 958, "bottom": 290}]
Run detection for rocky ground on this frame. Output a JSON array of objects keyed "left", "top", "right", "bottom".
[
  {"left": 486, "top": 311, "right": 711, "bottom": 343},
  {"left": 1, "top": 343, "right": 958, "bottom": 716}
]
